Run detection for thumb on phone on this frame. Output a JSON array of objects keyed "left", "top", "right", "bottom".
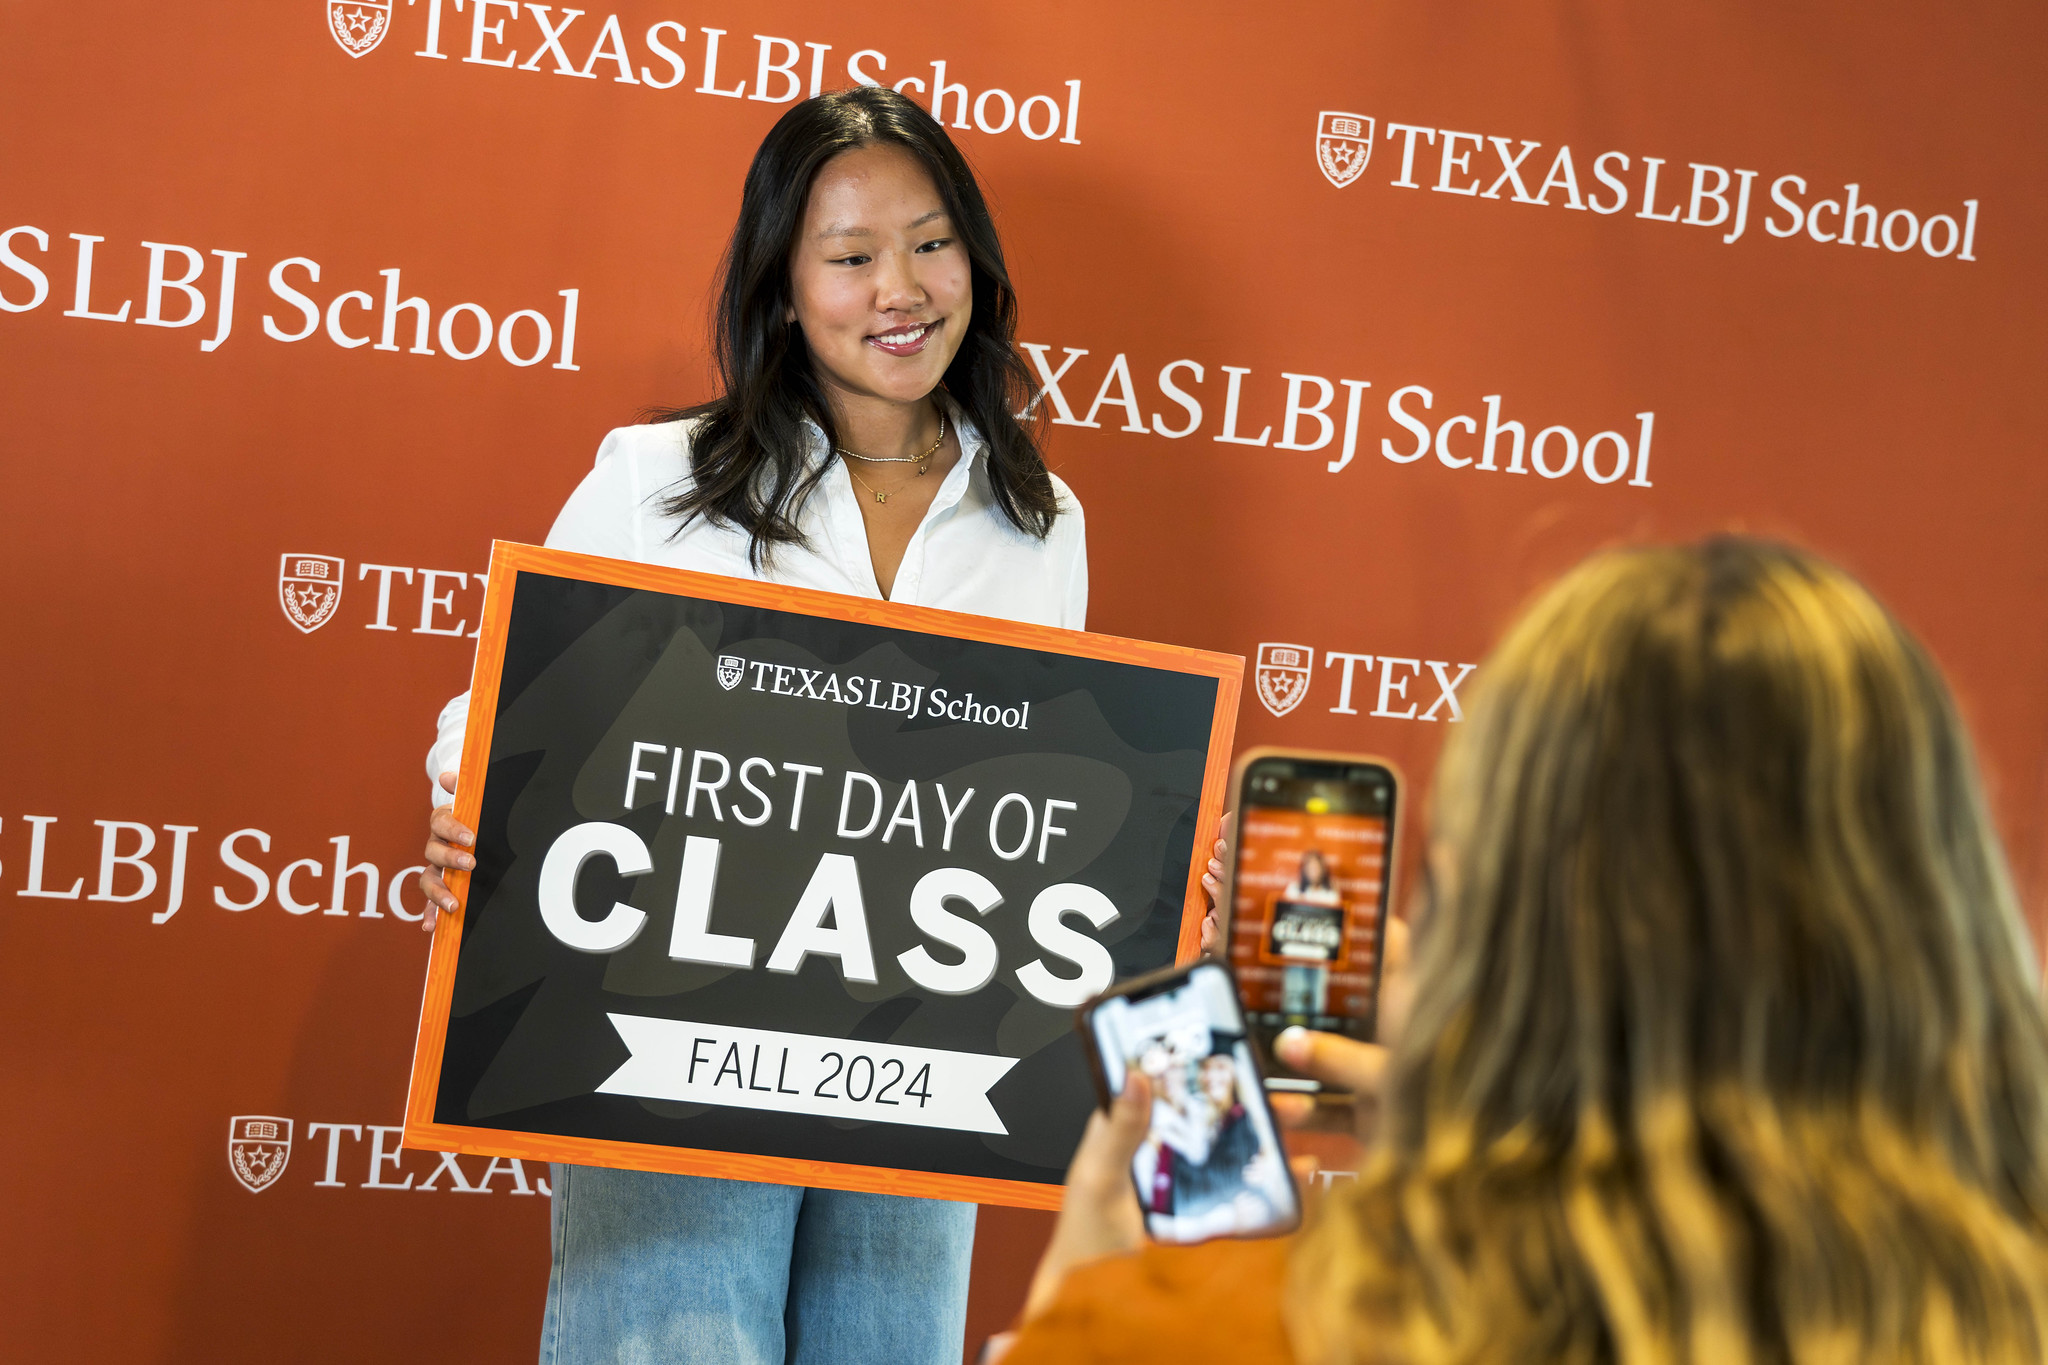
[{"left": 1067, "top": 1073, "right": 1153, "bottom": 1202}]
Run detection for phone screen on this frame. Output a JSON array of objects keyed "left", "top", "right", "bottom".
[
  {"left": 1087, "top": 961, "right": 1299, "bottom": 1242},
  {"left": 1226, "top": 757, "right": 1396, "bottom": 1088}
]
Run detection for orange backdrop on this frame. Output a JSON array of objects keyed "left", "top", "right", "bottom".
[{"left": 3, "top": 3, "right": 2044, "bottom": 1361}]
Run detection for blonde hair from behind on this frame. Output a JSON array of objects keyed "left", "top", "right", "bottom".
[{"left": 1288, "top": 538, "right": 2048, "bottom": 1365}]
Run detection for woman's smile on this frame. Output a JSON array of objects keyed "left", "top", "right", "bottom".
[{"left": 866, "top": 318, "right": 942, "bottom": 356}]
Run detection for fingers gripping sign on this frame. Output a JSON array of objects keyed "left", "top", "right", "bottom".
[
  {"left": 1197, "top": 809, "right": 1235, "bottom": 956},
  {"left": 418, "top": 770, "right": 474, "bottom": 932}
]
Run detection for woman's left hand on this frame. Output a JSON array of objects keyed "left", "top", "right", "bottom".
[
  {"left": 1019, "top": 1074, "right": 1153, "bottom": 1323},
  {"left": 1197, "top": 811, "right": 1235, "bottom": 955}
]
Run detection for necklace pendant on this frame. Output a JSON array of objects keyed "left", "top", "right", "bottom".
[{"left": 873, "top": 490, "right": 889, "bottom": 504}]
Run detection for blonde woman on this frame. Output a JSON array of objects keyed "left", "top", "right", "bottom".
[{"left": 1003, "top": 537, "right": 2048, "bottom": 1364}]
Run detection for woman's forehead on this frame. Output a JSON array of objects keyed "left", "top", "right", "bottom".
[{"left": 805, "top": 145, "right": 947, "bottom": 231}]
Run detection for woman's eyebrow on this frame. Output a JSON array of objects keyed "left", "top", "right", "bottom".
[
  {"left": 813, "top": 206, "right": 951, "bottom": 243},
  {"left": 818, "top": 209, "right": 949, "bottom": 239}
]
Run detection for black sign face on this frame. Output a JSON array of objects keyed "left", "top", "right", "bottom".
[{"left": 407, "top": 545, "right": 1240, "bottom": 1205}]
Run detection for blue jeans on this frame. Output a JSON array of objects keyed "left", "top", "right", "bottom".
[{"left": 539, "top": 1165, "right": 977, "bottom": 1365}]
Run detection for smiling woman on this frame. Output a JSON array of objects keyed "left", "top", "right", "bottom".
[
  {"left": 660, "top": 86, "right": 1062, "bottom": 594},
  {"left": 413, "top": 85, "right": 1086, "bottom": 1365}
]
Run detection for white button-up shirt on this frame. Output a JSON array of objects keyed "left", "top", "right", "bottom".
[{"left": 426, "top": 410, "right": 1089, "bottom": 796}]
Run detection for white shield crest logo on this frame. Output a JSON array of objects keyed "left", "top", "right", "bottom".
[
  {"left": 327, "top": 0, "right": 392, "bottom": 58},
  {"left": 279, "top": 554, "right": 345, "bottom": 633},
  {"left": 1315, "top": 112, "right": 1373, "bottom": 189},
  {"left": 1256, "top": 643, "right": 1315, "bottom": 718},
  {"left": 228, "top": 1116, "right": 293, "bottom": 1193},
  {"left": 716, "top": 655, "right": 745, "bottom": 691}
]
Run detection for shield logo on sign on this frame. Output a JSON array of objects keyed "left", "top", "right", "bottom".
[
  {"left": 1256, "top": 643, "right": 1315, "bottom": 718},
  {"left": 228, "top": 1116, "right": 293, "bottom": 1194},
  {"left": 279, "top": 554, "right": 345, "bottom": 634},
  {"left": 327, "top": 0, "right": 392, "bottom": 58},
  {"left": 1315, "top": 112, "right": 1373, "bottom": 189},
  {"left": 716, "top": 655, "right": 746, "bottom": 691}
]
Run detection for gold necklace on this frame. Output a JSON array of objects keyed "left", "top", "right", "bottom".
[
  {"left": 839, "top": 407, "right": 946, "bottom": 504},
  {"left": 845, "top": 461, "right": 920, "bottom": 505},
  {"left": 838, "top": 407, "right": 946, "bottom": 466}
]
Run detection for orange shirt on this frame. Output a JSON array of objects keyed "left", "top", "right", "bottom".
[{"left": 1001, "top": 1236, "right": 1296, "bottom": 1365}]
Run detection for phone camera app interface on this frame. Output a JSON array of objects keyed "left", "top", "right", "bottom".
[{"left": 1230, "top": 767, "right": 1390, "bottom": 1049}]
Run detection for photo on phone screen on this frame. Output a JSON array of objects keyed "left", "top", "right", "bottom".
[
  {"left": 1085, "top": 962, "right": 1299, "bottom": 1242},
  {"left": 1225, "top": 753, "right": 1397, "bottom": 1091}
]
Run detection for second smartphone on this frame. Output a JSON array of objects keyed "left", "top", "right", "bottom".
[
  {"left": 1078, "top": 960, "right": 1301, "bottom": 1243},
  {"left": 1221, "top": 748, "right": 1400, "bottom": 1094}
]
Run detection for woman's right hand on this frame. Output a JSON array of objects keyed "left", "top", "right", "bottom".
[
  {"left": 417, "top": 770, "right": 473, "bottom": 933},
  {"left": 1268, "top": 1028, "right": 1390, "bottom": 1146},
  {"left": 1020, "top": 1073, "right": 1153, "bottom": 1324}
]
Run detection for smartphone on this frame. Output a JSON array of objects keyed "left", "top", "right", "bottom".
[
  {"left": 1077, "top": 960, "right": 1302, "bottom": 1243},
  {"left": 1222, "top": 748, "right": 1399, "bottom": 1095}
]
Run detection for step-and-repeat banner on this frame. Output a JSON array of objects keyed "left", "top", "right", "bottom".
[{"left": 3, "top": 3, "right": 2042, "bottom": 1361}]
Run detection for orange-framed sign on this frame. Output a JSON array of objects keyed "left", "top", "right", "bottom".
[{"left": 404, "top": 541, "right": 1242, "bottom": 1210}]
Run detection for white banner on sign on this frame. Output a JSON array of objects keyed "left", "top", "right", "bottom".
[{"left": 597, "top": 1015, "right": 1021, "bottom": 1135}]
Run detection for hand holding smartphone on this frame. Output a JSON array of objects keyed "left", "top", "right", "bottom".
[
  {"left": 1221, "top": 749, "right": 1399, "bottom": 1097},
  {"left": 1078, "top": 961, "right": 1301, "bottom": 1244}
]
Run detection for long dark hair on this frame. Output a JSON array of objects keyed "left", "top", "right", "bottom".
[{"left": 657, "top": 86, "right": 1059, "bottom": 564}]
